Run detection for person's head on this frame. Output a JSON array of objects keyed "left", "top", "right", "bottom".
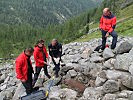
[
  {"left": 51, "top": 39, "right": 58, "bottom": 46},
  {"left": 36, "top": 39, "right": 44, "bottom": 48},
  {"left": 103, "top": 8, "right": 111, "bottom": 16},
  {"left": 24, "top": 47, "right": 34, "bottom": 57}
]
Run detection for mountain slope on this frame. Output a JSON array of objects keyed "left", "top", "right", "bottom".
[{"left": 0, "top": 0, "right": 102, "bottom": 27}]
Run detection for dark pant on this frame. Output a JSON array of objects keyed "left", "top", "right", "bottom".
[
  {"left": 52, "top": 57, "right": 60, "bottom": 77},
  {"left": 33, "top": 65, "right": 51, "bottom": 85},
  {"left": 101, "top": 30, "right": 118, "bottom": 50},
  {"left": 22, "top": 80, "right": 33, "bottom": 94}
]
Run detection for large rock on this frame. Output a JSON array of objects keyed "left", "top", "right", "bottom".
[
  {"left": 103, "top": 48, "right": 114, "bottom": 59},
  {"left": 95, "top": 71, "right": 107, "bottom": 87},
  {"left": 122, "top": 74, "right": 133, "bottom": 89},
  {"left": 102, "top": 93, "right": 117, "bottom": 100},
  {"left": 81, "top": 48, "right": 93, "bottom": 59},
  {"left": 60, "top": 63, "right": 74, "bottom": 72},
  {"left": 105, "top": 70, "right": 129, "bottom": 80},
  {"left": 48, "top": 88, "right": 78, "bottom": 100},
  {"left": 79, "top": 87, "right": 104, "bottom": 100},
  {"left": 90, "top": 56, "right": 104, "bottom": 63},
  {"left": 103, "top": 80, "right": 119, "bottom": 93},
  {"left": 115, "top": 41, "right": 132, "bottom": 54},
  {"left": 103, "top": 58, "right": 116, "bottom": 69},
  {"left": 114, "top": 53, "right": 133, "bottom": 71},
  {"left": 129, "top": 63, "right": 133, "bottom": 75},
  {"left": 67, "top": 70, "right": 77, "bottom": 78},
  {"left": 12, "top": 83, "right": 26, "bottom": 100}
]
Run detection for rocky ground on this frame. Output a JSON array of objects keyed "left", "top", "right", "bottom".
[{"left": 0, "top": 36, "right": 133, "bottom": 100}]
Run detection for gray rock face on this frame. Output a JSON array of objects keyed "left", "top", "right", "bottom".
[
  {"left": 12, "top": 83, "right": 26, "bottom": 100},
  {"left": 115, "top": 41, "right": 132, "bottom": 54},
  {"left": 102, "top": 94, "right": 117, "bottom": 100},
  {"left": 48, "top": 88, "right": 77, "bottom": 100},
  {"left": 114, "top": 53, "right": 133, "bottom": 71},
  {"left": 103, "top": 58, "right": 116, "bottom": 69},
  {"left": 79, "top": 87, "right": 104, "bottom": 100},
  {"left": 81, "top": 48, "right": 93, "bottom": 59},
  {"left": 60, "top": 63, "right": 74, "bottom": 72},
  {"left": 103, "top": 48, "right": 114, "bottom": 59},
  {"left": 122, "top": 74, "right": 133, "bottom": 89},
  {"left": 103, "top": 80, "right": 119, "bottom": 93},
  {"left": 90, "top": 56, "right": 104, "bottom": 63},
  {"left": 67, "top": 70, "right": 77, "bottom": 78},
  {"left": 129, "top": 63, "right": 133, "bottom": 75}
]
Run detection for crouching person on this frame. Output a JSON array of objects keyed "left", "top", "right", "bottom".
[
  {"left": 15, "top": 47, "right": 34, "bottom": 94},
  {"left": 48, "top": 39, "right": 62, "bottom": 77}
]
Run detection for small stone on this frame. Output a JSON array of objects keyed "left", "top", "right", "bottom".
[{"left": 103, "top": 80, "right": 119, "bottom": 93}]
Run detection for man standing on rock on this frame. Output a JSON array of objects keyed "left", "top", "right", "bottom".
[
  {"left": 15, "top": 47, "right": 34, "bottom": 94},
  {"left": 48, "top": 39, "right": 62, "bottom": 77},
  {"left": 99, "top": 8, "right": 118, "bottom": 51},
  {"left": 33, "top": 39, "right": 51, "bottom": 86}
]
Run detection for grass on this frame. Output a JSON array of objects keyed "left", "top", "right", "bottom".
[
  {"left": 74, "top": 4, "right": 133, "bottom": 42},
  {"left": 74, "top": 18, "right": 133, "bottom": 42}
]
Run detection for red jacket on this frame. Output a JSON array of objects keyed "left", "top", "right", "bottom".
[
  {"left": 15, "top": 52, "right": 33, "bottom": 81},
  {"left": 34, "top": 46, "right": 49, "bottom": 67},
  {"left": 99, "top": 13, "right": 116, "bottom": 33}
]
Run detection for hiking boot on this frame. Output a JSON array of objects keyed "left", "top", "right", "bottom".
[
  {"left": 47, "top": 75, "right": 51, "bottom": 79},
  {"left": 98, "top": 49, "right": 103, "bottom": 53}
]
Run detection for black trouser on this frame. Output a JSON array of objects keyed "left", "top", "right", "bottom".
[
  {"left": 52, "top": 57, "right": 60, "bottom": 77},
  {"left": 101, "top": 30, "right": 118, "bottom": 50},
  {"left": 22, "top": 79, "right": 33, "bottom": 94},
  {"left": 33, "top": 65, "right": 51, "bottom": 85}
]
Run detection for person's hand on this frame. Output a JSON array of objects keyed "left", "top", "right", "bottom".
[
  {"left": 44, "top": 61, "right": 48, "bottom": 65},
  {"left": 105, "top": 32, "right": 109, "bottom": 37},
  {"left": 21, "top": 79, "right": 26, "bottom": 83},
  {"left": 99, "top": 28, "right": 102, "bottom": 31}
]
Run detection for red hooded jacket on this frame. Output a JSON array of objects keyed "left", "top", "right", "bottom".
[
  {"left": 34, "top": 46, "right": 48, "bottom": 67},
  {"left": 99, "top": 13, "right": 116, "bottom": 33},
  {"left": 15, "top": 52, "right": 33, "bottom": 81}
]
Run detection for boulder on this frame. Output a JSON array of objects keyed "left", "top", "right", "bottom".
[
  {"left": 103, "top": 58, "right": 116, "bottom": 69},
  {"left": 12, "top": 83, "right": 26, "bottom": 100},
  {"left": 103, "top": 48, "right": 114, "bottom": 59},
  {"left": 102, "top": 94, "right": 117, "bottom": 100},
  {"left": 67, "top": 70, "right": 77, "bottom": 78},
  {"left": 60, "top": 63, "right": 74, "bottom": 72},
  {"left": 122, "top": 74, "right": 133, "bottom": 89},
  {"left": 115, "top": 41, "right": 132, "bottom": 54},
  {"left": 103, "top": 80, "right": 119, "bottom": 93},
  {"left": 95, "top": 71, "right": 107, "bottom": 87},
  {"left": 48, "top": 88, "right": 77, "bottom": 100},
  {"left": 114, "top": 53, "right": 133, "bottom": 71},
  {"left": 81, "top": 48, "right": 93, "bottom": 59},
  {"left": 129, "top": 63, "right": 133, "bottom": 75},
  {"left": 90, "top": 56, "right": 104, "bottom": 63},
  {"left": 79, "top": 87, "right": 104, "bottom": 100}
]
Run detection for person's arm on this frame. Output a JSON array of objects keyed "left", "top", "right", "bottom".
[
  {"left": 48, "top": 45, "right": 54, "bottom": 57},
  {"left": 99, "top": 16, "right": 103, "bottom": 30},
  {"left": 15, "top": 59, "right": 25, "bottom": 81},
  {"left": 108, "top": 16, "right": 116, "bottom": 33},
  {"left": 59, "top": 44, "right": 62, "bottom": 57},
  {"left": 34, "top": 50, "right": 45, "bottom": 65}
]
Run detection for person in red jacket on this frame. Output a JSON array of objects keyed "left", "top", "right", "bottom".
[
  {"left": 33, "top": 39, "right": 51, "bottom": 86},
  {"left": 99, "top": 8, "right": 118, "bottom": 50},
  {"left": 15, "top": 47, "right": 34, "bottom": 94}
]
